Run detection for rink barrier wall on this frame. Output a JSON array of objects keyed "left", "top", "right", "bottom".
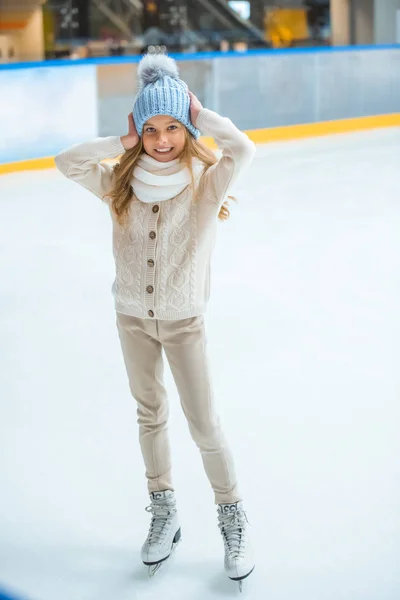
[
  {"left": 1, "top": 45, "right": 400, "bottom": 170},
  {"left": 0, "top": 44, "right": 399, "bottom": 71},
  {"left": 1, "top": 113, "right": 400, "bottom": 176}
]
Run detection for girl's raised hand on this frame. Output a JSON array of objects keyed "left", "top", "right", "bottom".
[
  {"left": 188, "top": 91, "right": 203, "bottom": 126},
  {"left": 121, "top": 113, "right": 139, "bottom": 150}
]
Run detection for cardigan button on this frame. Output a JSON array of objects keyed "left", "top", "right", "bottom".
[
  {"left": 147, "top": 259, "right": 154, "bottom": 267},
  {"left": 146, "top": 285, "right": 154, "bottom": 294},
  {"left": 149, "top": 231, "right": 156, "bottom": 240},
  {"left": 148, "top": 310, "right": 154, "bottom": 318},
  {"left": 152, "top": 205, "right": 159, "bottom": 213}
]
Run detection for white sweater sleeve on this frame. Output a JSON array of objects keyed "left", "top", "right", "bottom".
[
  {"left": 54, "top": 136, "right": 126, "bottom": 200},
  {"left": 195, "top": 108, "right": 256, "bottom": 203}
]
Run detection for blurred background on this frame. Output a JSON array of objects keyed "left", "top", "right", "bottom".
[{"left": 0, "top": 0, "right": 398, "bottom": 63}]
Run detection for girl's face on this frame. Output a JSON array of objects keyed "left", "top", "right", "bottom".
[{"left": 142, "top": 115, "right": 186, "bottom": 162}]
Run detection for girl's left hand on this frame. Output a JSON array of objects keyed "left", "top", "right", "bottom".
[{"left": 188, "top": 91, "right": 203, "bottom": 126}]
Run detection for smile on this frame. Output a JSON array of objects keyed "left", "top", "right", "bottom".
[{"left": 155, "top": 148, "right": 173, "bottom": 153}]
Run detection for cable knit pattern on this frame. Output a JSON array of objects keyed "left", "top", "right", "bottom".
[
  {"left": 158, "top": 201, "right": 170, "bottom": 313},
  {"left": 112, "top": 200, "right": 146, "bottom": 310},
  {"left": 168, "top": 191, "right": 191, "bottom": 310},
  {"left": 189, "top": 194, "right": 198, "bottom": 309},
  {"left": 55, "top": 109, "right": 256, "bottom": 320}
]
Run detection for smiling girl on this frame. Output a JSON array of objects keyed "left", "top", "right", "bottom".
[{"left": 55, "top": 53, "right": 256, "bottom": 588}]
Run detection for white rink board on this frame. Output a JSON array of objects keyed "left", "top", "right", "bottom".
[{"left": 0, "top": 65, "right": 98, "bottom": 164}]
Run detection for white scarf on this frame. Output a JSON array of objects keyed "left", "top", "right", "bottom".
[{"left": 132, "top": 153, "right": 204, "bottom": 204}]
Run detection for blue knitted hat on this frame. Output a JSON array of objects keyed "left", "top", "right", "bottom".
[{"left": 133, "top": 54, "right": 200, "bottom": 139}]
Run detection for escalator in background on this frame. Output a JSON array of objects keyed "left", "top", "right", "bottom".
[
  {"left": 141, "top": 0, "right": 268, "bottom": 52},
  {"left": 186, "top": 0, "right": 266, "bottom": 48},
  {"left": 42, "top": 0, "right": 268, "bottom": 59}
]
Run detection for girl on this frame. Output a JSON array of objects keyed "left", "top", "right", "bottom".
[{"left": 55, "top": 54, "right": 256, "bottom": 587}]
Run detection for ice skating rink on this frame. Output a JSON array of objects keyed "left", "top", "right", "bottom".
[{"left": 1, "top": 128, "right": 400, "bottom": 600}]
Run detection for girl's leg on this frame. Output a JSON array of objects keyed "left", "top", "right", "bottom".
[
  {"left": 116, "top": 313, "right": 173, "bottom": 494},
  {"left": 160, "top": 316, "right": 241, "bottom": 505}
]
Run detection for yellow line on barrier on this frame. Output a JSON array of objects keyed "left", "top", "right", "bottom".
[
  {"left": 200, "top": 113, "right": 400, "bottom": 148},
  {"left": 247, "top": 113, "right": 400, "bottom": 144},
  {"left": 0, "top": 156, "right": 55, "bottom": 175},
  {"left": 1, "top": 114, "right": 400, "bottom": 175}
]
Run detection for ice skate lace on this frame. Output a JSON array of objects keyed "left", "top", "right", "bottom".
[
  {"left": 218, "top": 509, "right": 248, "bottom": 559},
  {"left": 145, "top": 503, "right": 175, "bottom": 545}
]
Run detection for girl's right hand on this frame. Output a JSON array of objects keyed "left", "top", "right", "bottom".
[{"left": 121, "top": 113, "right": 139, "bottom": 150}]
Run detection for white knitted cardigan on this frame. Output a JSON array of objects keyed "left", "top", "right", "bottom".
[{"left": 55, "top": 109, "right": 256, "bottom": 320}]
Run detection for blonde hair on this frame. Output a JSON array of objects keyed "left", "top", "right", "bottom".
[{"left": 109, "top": 130, "right": 231, "bottom": 225}]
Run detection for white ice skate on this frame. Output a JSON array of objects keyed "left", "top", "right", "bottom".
[
  {"left": 141, "top": 490, "right": 181, "bottom": 576},
  {"left": 218, "top": 502, "right": 255, "bottom": 592}
]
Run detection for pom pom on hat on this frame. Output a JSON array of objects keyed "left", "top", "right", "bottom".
[
  {"left": 137, "top": 54, "right": 180, "bottom": 90},
  {"left": 133, "top": 53, "right": 200, "bottom": 139}
]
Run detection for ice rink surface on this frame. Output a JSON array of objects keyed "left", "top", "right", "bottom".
[{"left": 1, "top": 128, "right": 400, "bottom": 600}]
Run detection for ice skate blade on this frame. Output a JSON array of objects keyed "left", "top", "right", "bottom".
[
  {"left": 148, "top": 563, "right": 162, "bottom": 577},
  {"left": 229, "top": 566, "right": 255, "bottom": 592},
  {"left": 143, "top": 528, "right": 182, "bottom": 578}
]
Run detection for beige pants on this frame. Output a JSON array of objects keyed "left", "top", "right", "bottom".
[{"left": 116, "top": 313, "right": 241, "bottom": 505}]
